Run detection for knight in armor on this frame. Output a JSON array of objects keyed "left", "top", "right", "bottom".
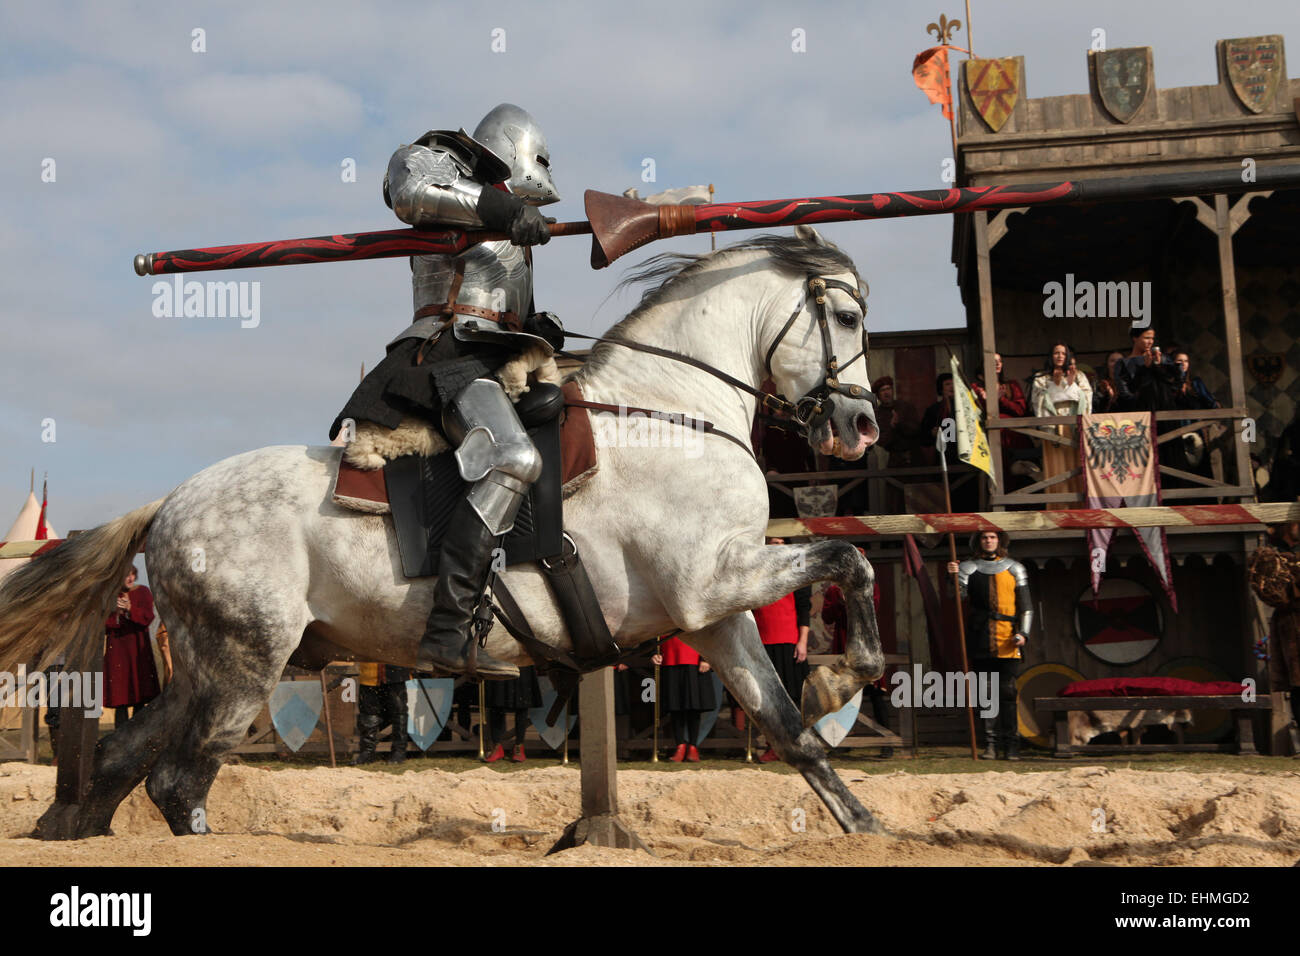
[
  {"left": 948, "top": 531, "right": 1033, "bottom": 760},
  {"left": 330, "top": 104, "right": 563, "bottom": 681}
]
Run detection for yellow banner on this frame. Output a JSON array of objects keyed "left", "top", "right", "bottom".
[{"left": 951, "top": 355, "right": 996, "bottom": 488}]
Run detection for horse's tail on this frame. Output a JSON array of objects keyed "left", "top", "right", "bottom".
[{"left": 0, "top": 497, "right": 165, "bottom": 674}]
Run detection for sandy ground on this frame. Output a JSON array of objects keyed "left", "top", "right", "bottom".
[{"left": 2, "top": 761, "right": 1299, "bottom": 866}]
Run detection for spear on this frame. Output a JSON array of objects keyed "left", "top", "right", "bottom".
[{"left": 133, "top": 162, "right": 1300, "bottom": 276}]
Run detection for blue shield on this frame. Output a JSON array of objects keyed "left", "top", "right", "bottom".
[
  {"left": 405, "top": 678, "right": 455, "bottom": 751},
  {"left": 695, "top": 671, "right": 725, "bottom": 744},
  {"left": 529, "top": 675, "right": 577, "bottom": 750},
  {"left": 813, "top": 689, "right": 863, "bottom": 748},
  {"left": 270, "top": 681, "right": 323, "bottom": 752}
]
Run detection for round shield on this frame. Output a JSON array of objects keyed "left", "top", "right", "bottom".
[
  {"left": 1075, "top": 578, "right": 1162, "bottom": 665},
  {"left": 1156, "top": 657, "right": 1233, "bottom": 741},
  {"left": 1016, "top": 662, "right": 1084, "bottom": 746}
]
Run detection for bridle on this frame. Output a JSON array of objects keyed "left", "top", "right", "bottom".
[
  {"left": 761, "top": 275, "right": 873, "bottom": 432},
  {"left": 560, "top": 271, "right": 874, "bottom": 447}
]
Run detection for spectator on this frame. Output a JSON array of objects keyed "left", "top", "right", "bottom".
[
  {"left": 104, "top": 565, "right": 159, "bottom": 730},
  {"left": 652, "top": 637, "right": 714, "bottom": 762},
  {"left": 872, "top": 375, "right": 925, "bottom": 467},
  {"left": 1029, "top": 342, "right": 1092, "bottom": 510},
  {"left": 484, "top": 666, "right": 540, "bottom": 763},
  {"left": 751, "top": 537, "right": 811, "bottom": 762},
  {"left": 1092, "top": 350, "right": 1126, "bottom": 414},
  {"left": 1115, "top": 328, "right": 1179, "bottom": 412},
  {"left": 837, "top": 375, "right": 922, "bottom": 515},
  {"left": 920, "top": 373, "right": 957, "bottom": 466},
  {"left": 1248, "top": 523, "right": 1300, "bottom": 753},
  {"left": 920, "top": 373, "right": 980, "bottom": 511},
  {"left": 354, "top": 663, "right": 410, "bottom": 765},
  {"left": 972, "top": 353, "right": 1030, "bottom": 451},
  {"left": 1170, "top": 350, "right": 1220, "bottom": 416},
  {"left": 1168, "top": 349, "right": 1222, "bottom": 482}
]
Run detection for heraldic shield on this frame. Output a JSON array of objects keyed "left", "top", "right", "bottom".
[
  {"left": 813, "top": 689, "right": 863, "bottom": 748},
  {"left": 270, "top": 680, "right": 323, "bottom": 752},
  {"left": 1091, "top": 47, "right": 1151, "bottom": 123},
  {"left": 965, "top": 57, "right": 1020, "bottom": 132},
  {"left": 1221, "top": 35, "right": 1284, "bottom": 114},
  {"left": 406, "top": 677, "right": 455, "bottom": 751},
  {"left": 529, "top": 675, "right": 578, "bottom": 750}
]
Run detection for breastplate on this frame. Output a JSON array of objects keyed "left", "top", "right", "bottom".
[{"left": 389, "top": 239, "right": 533, "bottom": 349}]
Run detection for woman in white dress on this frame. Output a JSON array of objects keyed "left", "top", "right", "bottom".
[{"left": 1029, "top": 343, "right": 1093, "bottom": 510}]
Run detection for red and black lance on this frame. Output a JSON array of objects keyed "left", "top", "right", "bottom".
[{"left": 134, "top": 162, "right": 1300, "bottom": 276}]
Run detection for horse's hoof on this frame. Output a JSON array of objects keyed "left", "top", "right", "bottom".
[{"left": 801, "top": 666, "right": 846, "bottom": 728}]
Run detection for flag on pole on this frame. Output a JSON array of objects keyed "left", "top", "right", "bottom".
[
  {"left": 949, "top": 355, "right": 995, "bottom": 488},
  {"left": 912, "top": 46, "right": 954, "bottom": 120},
  {"left": 35, "top": 477, "right": 49, "bottom": 540},
  {"left": 1080, "top": 412, "right": 1176, "bottom": 611}
]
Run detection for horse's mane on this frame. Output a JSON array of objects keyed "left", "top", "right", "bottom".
[{"left": 575, "top": 233, "right": 862, "bottom": 380}]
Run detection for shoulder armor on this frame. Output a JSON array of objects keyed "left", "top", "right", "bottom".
[
  {"left": 1006, "top": 559, "right": 1030, "bottom": 587},
  {"left": 412, "top": 129, "right": 511, "bottom": 184}
]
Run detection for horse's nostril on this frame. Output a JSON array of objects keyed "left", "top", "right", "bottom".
[{"left": 856, "top": 414, "right": 877, "bottom": 442}]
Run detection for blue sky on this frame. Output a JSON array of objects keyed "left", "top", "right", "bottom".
[{"left": 1, "top": 0, "right": 1296, "bottom": 535}]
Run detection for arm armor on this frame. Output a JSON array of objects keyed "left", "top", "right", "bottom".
[
  {"left": 385, "top": 143, "right": 485, "bottom": 229},
  {"left": 1010, "top": 560, "right": 1033, "bottom": 638}
]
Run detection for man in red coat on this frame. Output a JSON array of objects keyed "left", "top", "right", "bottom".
[{"left": 104, "top": 565, "right": 160, "bottom": 729}]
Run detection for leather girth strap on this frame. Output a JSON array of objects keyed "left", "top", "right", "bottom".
[{"left": 490, "top": 537, "right": 626, "bottom": 726}]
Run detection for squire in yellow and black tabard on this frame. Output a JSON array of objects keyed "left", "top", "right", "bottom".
[{"left": 957, "top": 543, "right": 1033, "bottom": 660}]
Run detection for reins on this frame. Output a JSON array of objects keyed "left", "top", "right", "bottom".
[{"left": 557, "top": 273, "right": 874, "bottom": 458}]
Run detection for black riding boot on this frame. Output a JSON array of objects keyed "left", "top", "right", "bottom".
[
  {"left": 982, "top": 718, "right": 998, "bottom": 760},
  {"left": 354, "top": 713, "right": 382, "bottom": 765},
  {"left": 416, "top": 500, "right": 519, "bottom": 680},
  {"left": 386, "top": 681, "right": 410, "bottom": 764}
]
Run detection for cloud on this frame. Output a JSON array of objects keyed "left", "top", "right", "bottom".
[{"left": 163, "top": 72, "right": 365, "bottom": 141}]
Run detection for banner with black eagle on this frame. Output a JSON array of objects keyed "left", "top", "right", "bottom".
[{"left": 1079, "top": 411, "right": 1176, "bottom": 611}]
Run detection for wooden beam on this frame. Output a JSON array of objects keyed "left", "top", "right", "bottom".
[
  {"left": 986, "top": 206, "right": 1029, "bottom": 248},
  {"left": 766, "top": 501, "right": 1300, "bottom": 538},
  {"left": 1215, "top": 192, "right": 1255, "bottom": 503}
]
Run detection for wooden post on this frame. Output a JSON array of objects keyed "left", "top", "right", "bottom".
[
  {"left": 548, "top": 668, "right": 649, "bottom": 854},
  {"left": 1213, "top": 193, "right": 1253, "bottom": 501},
  {"left": 318, "top": 669, "right": 336, "bottom": 769},
  {"left": 21, "top": 705, "right": 38, "bottom": 764},
  {"left": 973, "top": 211, "right": 1005, "bottom": 498},
  {"left": 34, "top": 647, "right": 103, "bottom": 839}
]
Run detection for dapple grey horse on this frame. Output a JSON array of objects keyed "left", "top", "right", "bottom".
[{"left": 0, "top": 227, "right": 885, "bottom": 839}]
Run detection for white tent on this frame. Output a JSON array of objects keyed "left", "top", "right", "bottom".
[{"left": 0, "top": 489, "right": 57, "bottom": 583}]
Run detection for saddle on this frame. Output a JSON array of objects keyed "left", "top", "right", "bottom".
[{"left": 330, "top": 381, "right": 615, "bottom": 713}]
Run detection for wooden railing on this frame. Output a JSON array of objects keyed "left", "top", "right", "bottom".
[{"left": 765, "top": 407, "right": 1253, "bottom": 515}]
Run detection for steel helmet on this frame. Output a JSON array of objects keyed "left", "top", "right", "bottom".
[{"left": 472, "top": 103, "right": 560, "bottom": 206}]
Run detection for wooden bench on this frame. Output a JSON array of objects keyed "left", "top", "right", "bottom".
[{"left": 1034, "top": 695, "right": 1272, "bottom": 756}]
